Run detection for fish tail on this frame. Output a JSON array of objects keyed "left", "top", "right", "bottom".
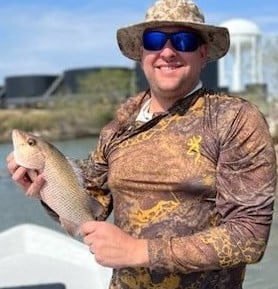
[{"left": 60, "top": 217, "right": 80, "bottom": 237}]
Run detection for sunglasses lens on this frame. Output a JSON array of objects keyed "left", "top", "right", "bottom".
[
  {"left": 172, "top": 32, "right": 200, "bottom": 52},
  {"left": 143, "top": 31, "right": 167, "bottom": 51},
  {"left": 142, "top": 31, "right": 201, "bottom": 52}
]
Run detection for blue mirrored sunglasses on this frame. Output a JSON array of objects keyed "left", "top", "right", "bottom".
[{"left": 142, "top": 31, "right": 203, "bottom": 52}]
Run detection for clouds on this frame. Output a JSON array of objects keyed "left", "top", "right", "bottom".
[
  {"left": 0, "top": 3, "right": 137, "bottom": 84},
  {"left": 195, "top": 0, "right": 278, "bottom": 36},
  {"left": 0, "top": 0, "right": 277, "bottom": 86}
]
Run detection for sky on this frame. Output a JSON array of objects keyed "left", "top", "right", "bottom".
[{"left": 0, "top": 0, "right": 277, "bottom": 86}]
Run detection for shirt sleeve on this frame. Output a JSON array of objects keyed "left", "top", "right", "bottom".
[
  {"left": 148, "top": 101, "right": 277, "bottom": 273},
  {"left": 80, "top": 126, "right": 114, "bottom": 221}
]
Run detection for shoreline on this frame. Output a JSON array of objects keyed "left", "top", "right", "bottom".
[{"left": 0, "top": 128, "right": 101, "bottom": 144}]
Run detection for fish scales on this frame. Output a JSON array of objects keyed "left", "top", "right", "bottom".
[
  {"left": 11, "top": 129, "right": 99, "bottom": 237},
  {"left": 41, "top": 146, "right": 91, "bottom": 223}
]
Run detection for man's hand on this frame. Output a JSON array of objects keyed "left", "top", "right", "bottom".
[
  {"left": 80, "top": 221, "right": 149, "bottom": 268},
  {"left": 6, "top": 152, "right": 45, "bottom": 198}
]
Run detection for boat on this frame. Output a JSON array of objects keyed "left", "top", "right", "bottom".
[{"left": 0, "top": 224, "right": 112, "bottom": 289}]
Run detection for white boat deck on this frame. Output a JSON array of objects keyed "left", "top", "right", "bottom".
[{"left": 0, "top": 224, "right": 112, "bottom": 289}]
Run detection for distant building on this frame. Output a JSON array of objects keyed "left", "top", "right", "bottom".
[
  {"left": 0, "top": 74, "right": 60, "bottom": 107},
  {"left": 0, "top": 67, "right": 132, "bottom": 108}
]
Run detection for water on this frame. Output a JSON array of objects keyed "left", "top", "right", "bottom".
[{"left": 0, "top": 137, "right": 277, "bottom": 288}]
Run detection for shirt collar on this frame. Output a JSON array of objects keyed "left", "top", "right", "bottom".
[{"left": 136, "top": 80, "right": 203, "bottom": 122}]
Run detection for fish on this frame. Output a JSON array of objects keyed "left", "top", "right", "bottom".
[{"left": 11, "top": 128, "right": 101, "bottom": 237}]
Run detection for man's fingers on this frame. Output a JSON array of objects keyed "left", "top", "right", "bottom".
[
  {"left": 79, "top": 221, "right": 98, "bottom": 237},
  {"left": 6, "top": 152, "right": 14, "bottom": 164},
  {"left": 11, "top": 166, "right": 29, "bottom": 183},
  {"left": 25, "top": 174, "right": 45, "bottom": 198},
  {"left": 6, "top": 152, "right": 19, "bottom": 175}
]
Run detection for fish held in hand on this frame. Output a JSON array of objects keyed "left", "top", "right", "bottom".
[{"left": 12, "top": 129, "right": 101, "bottom": 237}]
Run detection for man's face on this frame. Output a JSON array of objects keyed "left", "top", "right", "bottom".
[{"left": 141, "top": 26, "right": 208, "bottom": 100}]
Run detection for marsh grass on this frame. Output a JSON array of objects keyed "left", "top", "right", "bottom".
[{"left": 0, "top": 94, "right": 116, "bottom": 142}]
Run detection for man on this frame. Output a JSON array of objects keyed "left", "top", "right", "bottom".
[{"left": 7, "top": 0, "right": 277, "bottom": 288}]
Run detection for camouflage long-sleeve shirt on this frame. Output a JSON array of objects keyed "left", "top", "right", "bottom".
[{"left": 83, "top": 88, "right": 276, "bottom": 289}]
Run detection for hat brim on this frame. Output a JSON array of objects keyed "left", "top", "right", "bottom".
[{"left": 117, "top": 21, "right": 230, "bottom": 62}]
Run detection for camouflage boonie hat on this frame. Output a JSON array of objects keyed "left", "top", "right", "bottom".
[{"left": 117, "top": 0, "right": 230, "bottom": 62}]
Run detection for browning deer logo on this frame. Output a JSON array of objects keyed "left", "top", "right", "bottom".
[{"left": 187, "top": 135, "right": 202, "bottom": 163}]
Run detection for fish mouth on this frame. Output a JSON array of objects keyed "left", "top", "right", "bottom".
[
  {"left": 12, "top": 129, "right": 26, "bottom": 147},
  {"left": 12, "top": 128, "right": 23, "bottom": 138},
  {"left": 12, "top": 129, "right": 21, "bottom": 144},
  {"left": 11, "top": 129, "right": 32, "bottom": 166},
  {"left": 12, "top": 128, "right": 18, "bottom": 138}
]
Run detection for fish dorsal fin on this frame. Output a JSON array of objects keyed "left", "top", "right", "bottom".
[{"left": 66, "top": 157, "right": 103, "bottom": 219}]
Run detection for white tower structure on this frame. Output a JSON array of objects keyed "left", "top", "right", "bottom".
[{"left": 219, "top": 18, "right": 263, "bottom": 92}]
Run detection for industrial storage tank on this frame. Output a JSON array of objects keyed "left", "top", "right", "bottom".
[
  {"left": 63, "top": 67, "right": 132, "bottom": 94},
  {"left": 200, "top": 61, "right": 219, "bottom": 91},
  {"left": 5, "top": 74, "right": 59, "bottom": 98},
  {"left": 219, "top": 18, "right": 262, "bottom": 92}
]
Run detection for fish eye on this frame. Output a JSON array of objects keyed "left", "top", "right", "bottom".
[{"left": 27, "top": 138, "right": 36, "bottom": 146}]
